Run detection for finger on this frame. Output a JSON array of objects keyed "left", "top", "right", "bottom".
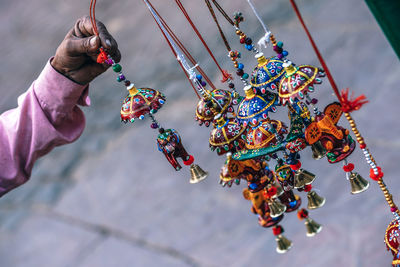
[
  {"left": 75, "top": 16, "right": 96, "bottom": 37},
  {"left": 66, "top": 35, "right": 101, "bottom": 56},
  {"left": 96, "top": 21, "right": 118, "bottom": 54}
]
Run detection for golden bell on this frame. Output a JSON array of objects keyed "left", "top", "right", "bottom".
[
  {"left": 307, "top": 190, "right": 326, "bottom": 210},
  {"left": 349, "top": 172, "right": 369, "bottom": 194},
  {"left": 294, "top": 169, "right": 316, "bottom": 189},
  {"left": 305, "top": 218, "right": 322, "bottom": 237},
  {"left": 268, "top": 199, "right": 287, "bottom": 218},
  {"left": 189, "top": 164, "right": 208, "bottom": 184},
  {"left": 276, "top": 234, "right": 293, "bottom": 253},
  {"left": 311, "top": 141, "right": 327, "bottom": 160}
]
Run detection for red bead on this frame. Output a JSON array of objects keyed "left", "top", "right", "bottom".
[
  {"left": 304, "top": 184, "right": 312, "bottom": 192},
  {"left": 343, "top": 163, "right": 355, "bottom": 172},
  {"left": 391, "top": 207, "right": 398, "bottom": 212},
  {"left": 297, "top": 209, "right": 309, "bottom": 220},
  {"left": 240, "top": 38, "right": 245, "bottom": 44},
  {"left": 183, "top": 155, "right": 195, "bottom": 166},
  {"left": 124, "top": 80, "right": 131, "bottom": 86},
  {"left": 360, "top": 143, "right": 366, "bottom": 149},
  {"left": 267, "top": 186, "right": 278, "bottom": 197},
  {"left": 272, "top": 225, "right": 283, "bottom": 236},
  {"left": 236, "top": 69, "right": 244, "bottom": 76},
  {"left": 370, "top": 166, "right": 383, "bottom": 181},
  {"left": 290, "top": 161, "right": 301, "bottom": 171}
]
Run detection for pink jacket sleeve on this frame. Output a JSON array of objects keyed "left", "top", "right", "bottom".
[{"left": 0, "top": 60, "right": 90, "bottom": 197}]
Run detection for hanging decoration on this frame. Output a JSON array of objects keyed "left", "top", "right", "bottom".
[
  {"left": 88, "top": 0, "right": 398, "bottom": 260},
  {"left": 90, "top": 0, "right": 208, "bottom": 182},
  {"left": 288, "top": 0, "right": 399, "bottom": 263}
]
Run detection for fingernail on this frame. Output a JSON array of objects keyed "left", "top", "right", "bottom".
[
  {"left": 106, "top": 39, "right": 111, "bottom": 47},
  {"left": 90, "top": 36, "right": 98, "bottom": 47}
]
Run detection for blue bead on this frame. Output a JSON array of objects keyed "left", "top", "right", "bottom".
[
  {"left": 238, "top": 63, "right": 244, "bottom": 69},
  {"left": 289, "top": 201, "right": 297, "bottom": 208},
  {"left": 242, "top": 73, "right": 249, "bottom": 79},
  {"left": 201, "top": 81, "right": 207, "bottom": 87},
  {"left": 196, "top": 74, "right": 202, "bottom": 81},
  {"left": 282, "top": 50, "right": 289, "bottom": 57},
  {"left": 249, "top": 183, "right": 257, "bottom": 190}
]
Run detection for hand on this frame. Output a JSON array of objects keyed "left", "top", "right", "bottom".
[{"left": 51, "top": 16, "right": 121, "bottom": 85}]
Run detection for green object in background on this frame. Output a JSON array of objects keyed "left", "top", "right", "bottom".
[{"left": 365, "top": 0, "right": 400, "bottom": 59}]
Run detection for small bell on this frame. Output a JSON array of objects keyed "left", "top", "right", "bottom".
[
  {"left": 294, "top": 169, "right": 316, "bottom": 189},
  {"left": 189, "top": 164, "right": 208, "bottom": 184},
  {"left": 269, "top": 199, "right": 287, "bottom": 218},
  {"left": 307, "top": 190, "right": 326, "bottom": 210},
  {"left": 271, "top": 180, "right": 284, "bottom": 197},
  {"left": 305, "top": 218, "right": 322, "bottom": 237},
  {"left": 311, "top": 141, "right": 327, "bottom": 160},
  {"left": 349, "top": 172, "right": 369, "bottom": 194},
  {"left": 276, "top": 234, "right": 293, "bottom": 253}
]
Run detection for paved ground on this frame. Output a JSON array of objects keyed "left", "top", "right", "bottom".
[{"left": 0, "top": 0, "right": 399, "bottom": 266}]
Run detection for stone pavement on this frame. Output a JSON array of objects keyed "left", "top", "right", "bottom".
[{"left": 0, "top": 0, "right": 399, "bottom": 266}]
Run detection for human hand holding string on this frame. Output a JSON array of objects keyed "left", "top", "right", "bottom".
[{"left": 51, "top": 16, "right": 121, "bottom": 85}]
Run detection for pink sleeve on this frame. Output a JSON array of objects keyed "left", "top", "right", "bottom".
[{"left": 0, "top": 60, "right": 90, "bottom": 197}]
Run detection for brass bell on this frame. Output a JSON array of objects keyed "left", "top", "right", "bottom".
[
  {"left": 269, "top": 199, "right": 287, "bottom": 218},
  {"left": 349, "top": 172, "right": 369, "bottom": 194},
  {"left": 276, "top": 234, "right": 293, "bottom": 253},
  {"left": 305, "top": 218, "right": 322, "bottom": 237},
  {"left": 271, "top": 181, "right": 284, "bottom": 197},
  {"left": 189, "top": 164, "right": 208, "bottom": 184},
  {"left": 294, "top": 169, "right": 316, "bottom": 189},
  {"left": 307, "top": 190, "right": 326, "bottom": 210},
  {"left": 311, "top": 141, "right": 327, "bottom": 160}
]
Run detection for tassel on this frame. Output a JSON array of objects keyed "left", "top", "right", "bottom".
[
  {"left": 257, "top": 31, "right": 272, "bottom": 48},
  {"left": 340, "top": 88, "right": 368, "bottom": 113},
  {"left": 221, "top": 69, "right": 233, "bottom": 83}
]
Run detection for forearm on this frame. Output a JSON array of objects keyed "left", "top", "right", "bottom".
[{"left": 0, "top": 60, "right": 89, "bottom": 197}]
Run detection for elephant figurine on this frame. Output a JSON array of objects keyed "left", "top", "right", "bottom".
[
  {"left": 305, "top": 102, "right": 355, "bottom": 163},
  {"left": 157, "top": 128, "right": 194, "bottom": 171},
  {"left": 243, "top": 188, "right": 284, "bottom": 228}
]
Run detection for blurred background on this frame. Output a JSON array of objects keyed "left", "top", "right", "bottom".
[{"left": 0, "top": 0, "right": 399, "bottom": 266}]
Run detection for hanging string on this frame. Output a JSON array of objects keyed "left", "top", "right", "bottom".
[
  {"left": 288, "top": 0, "right": 341, "bottom": 101},
  {"left": 211, "top": 0, "right": 235, "bottom": 26},
  {"left": 245, "top": 0, "right": 272, "bottom": 48},
  {"left": 89, "top": 0, "right": 99, "bottom": 36},
  {"left": 174, "top": 0, "right": 232, "bottom": 83},
  {"left": 144, "top": 0, "right": 216, "bottom": 92},
  {"left": 205, "top": 0, "right": 231, "bottom": 52}
]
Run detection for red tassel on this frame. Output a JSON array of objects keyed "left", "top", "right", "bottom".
[
  {"left": 221, "top": 69, "right": 233, "bottom": 83},
  {"left": 97, "top": 48, "right": 108, "bottom": 64},
  {"left": 340, "top": 88, "right": 368, "bottom": 113}
]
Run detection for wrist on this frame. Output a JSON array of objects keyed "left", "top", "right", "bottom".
[{"left": 50, "top": 57, "right": 86, "bottom": 85}]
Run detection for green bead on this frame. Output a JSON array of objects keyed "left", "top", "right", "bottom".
[
  {"left": 277, "top": 41, "right": 284, "bottom": 48},
  {"left": 242, "top": 73, "right": 249, "bottom": 79},
  {"left": 113, "top": 64, "right": 122, "bottom": 72},
  {"left": 117, "top": 77, "right": 122, "bottom": 82}
]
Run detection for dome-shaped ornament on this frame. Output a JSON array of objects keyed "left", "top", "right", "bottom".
[
  {"left": 195, "top": 89, "right": 234, "bottom": 127},
  {"left": 246, "top": 120, "right": 288, "bottom": 150},
  {"left": 250, "top": 53, "right": 285, "bottom": 95},
  {"left": 278, "top": 61, "right": 325, "bottom": 106},
  {"left": 209, "top": 115, "right": 247, "bottom": 155},
  {"left": 120, "top": 85, "right": 166, "bottom": 122},
  {"left": 237, "top": 85, "right": 280, "bottom": 126},
  {"left": 385, "top": 219, "right": 400, "bottom": 266}
]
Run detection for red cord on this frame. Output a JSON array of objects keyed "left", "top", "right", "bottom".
[
  {"left": 174, "top": 0, "right": 231, "bottom": 83},
  {"left": 289, "top": 0, "right": 341, "bottom": 101},
  {"left": 90, "top": 0, "right": 99, "bottom": 36}
]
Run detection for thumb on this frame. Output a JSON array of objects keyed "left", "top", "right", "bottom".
[{"left": 69, "top": 35, "right": 100, "bottom": 56}]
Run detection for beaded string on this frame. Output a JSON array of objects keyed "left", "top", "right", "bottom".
[{"left": 289, "top": 0, "right": 399, "bottom": 215}]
